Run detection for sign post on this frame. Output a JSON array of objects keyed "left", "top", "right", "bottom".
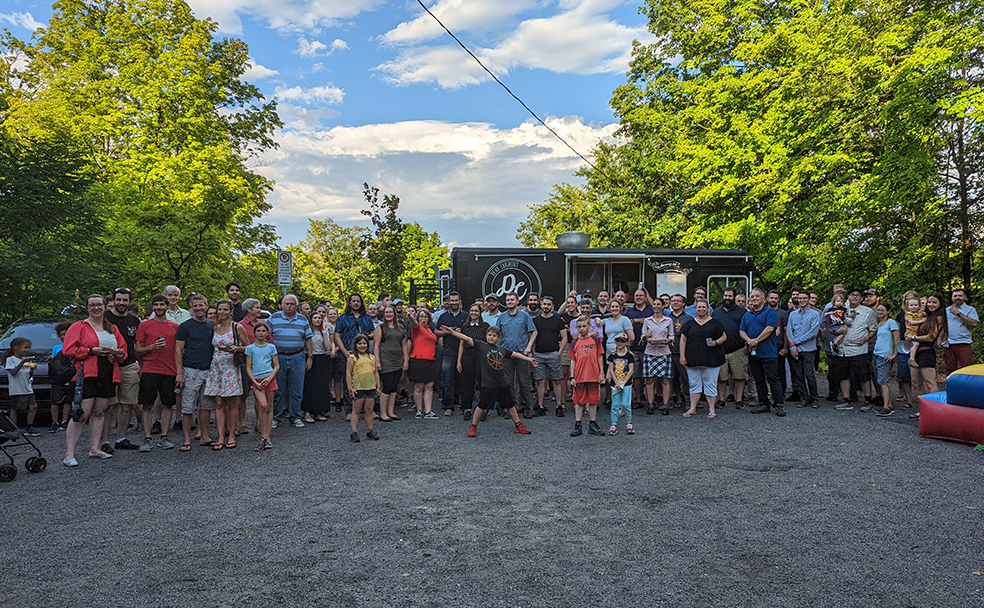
[{"left": 277, "top": 251, "right": 293, "bottom": 297}]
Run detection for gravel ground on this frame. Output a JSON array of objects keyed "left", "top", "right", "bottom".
[{"left": 1, "top": 396, "right": 982, "bottom": 608}]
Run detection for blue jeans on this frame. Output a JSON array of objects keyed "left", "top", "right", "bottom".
[
  {"left": 441, "top": 356, "right": 458, "bottom": 410},
  {"left": 611, "top": 386, "right": 632, "bottom": 426},
  {"left": 273, "top": 352, "right": 306, "bottom": 423}
]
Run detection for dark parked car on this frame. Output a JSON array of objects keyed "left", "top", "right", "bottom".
[{"left": 0, "top": 319, "right": 69, "bottom": 416}]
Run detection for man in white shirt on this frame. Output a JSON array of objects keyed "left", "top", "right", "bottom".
[{"left": 943, "top": 289, "right": 979, "bottom": 374}]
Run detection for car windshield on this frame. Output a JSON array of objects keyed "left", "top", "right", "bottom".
[{"left": 0, "top": 322, "right": 64, "bottom": 357}]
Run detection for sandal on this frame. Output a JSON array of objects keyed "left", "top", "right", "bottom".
[
  {"left": 180, "top": 443, "right": 192, "bottom": 452},
  {"left": 315, "top": 415, "right": 329, "bottom": 422},
  {"left": 909, "top": 412, "right": 920, "bottom": 419},
  {"left": 708, "top": 412, "right": 717, "bottom": 418},
  {"left": 683, "top": 411, "right": 695, "bottom": 417},
  {"left": 212, "top": 442, "right": 225, "bottom": 451},
  {"left": 199, "top": 439, "right": 213, "bottom": 447},
  {"left": 226, "top": 441, "right": 237, "bottom": 449}
]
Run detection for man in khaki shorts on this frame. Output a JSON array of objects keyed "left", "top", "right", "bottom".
[
  {"left": 103, "top": 288, "right": 142, "bottom": 452},
  {"left": 712, "top": 287, "right": 749, "bottom": 408}
]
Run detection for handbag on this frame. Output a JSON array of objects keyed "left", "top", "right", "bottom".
[
  {"left": 48, "top": 352, "right": 77, "bottom": 385},
  {"left": 232, "top": 322, "right": 246, "bottom": 367}
]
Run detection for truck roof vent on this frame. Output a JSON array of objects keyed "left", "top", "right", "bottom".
[{"left": 556, "top": 231, "right": 590, "bottom": 249}]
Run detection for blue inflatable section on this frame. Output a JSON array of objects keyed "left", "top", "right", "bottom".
[
  {"left": 923, "top": 391, "right": 947, "bottom": 404},
  {"left": 945, "top": 364, "right": 984, "bottom": 410}
]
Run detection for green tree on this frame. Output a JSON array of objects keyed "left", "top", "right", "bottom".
[
  {"left": 526, "top": 0, "right": 983, "bottom": 298},
  {"left": 0, "top": 129, "right": 106, "bottom": 325},
  {"left": 2, "top": 0, "right": 282, "bottom": 305},
  {"left": 293, "top": 218, "right": 374, "bottom": 306}
]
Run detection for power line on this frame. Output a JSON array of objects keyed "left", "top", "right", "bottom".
[{"left": 415, "top": 0, "right": 613, "bottom": 180}]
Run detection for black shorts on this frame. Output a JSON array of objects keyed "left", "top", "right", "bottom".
[
  {"left": 50, "top": 384, "right": 71, "bottom": 406},
  {"left": 81, "top": 358, "right": 118, "bottom": 399},
  {"left": 379, "top": 370, "right": 402, "bottom": 394},
  {"left": 139, "top": 373, "right": 177, "bottom": 408},
  {"left": 331, "top": 352, "right": 347, "bottom": 378},
  {"left": 407, "top": 358, "right": 439, "bottom": 385},
  {"left": 914, "top": 347, "right": 936, "bottom": 369},
  {"left": 478, "top": 386, "right": 514, "bottom": 411},
  {"left": 9, "top": 394, "right": 37, "bottom": 413}
]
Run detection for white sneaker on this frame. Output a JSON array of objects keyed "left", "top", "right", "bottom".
[
  {"left": 63, "top": 457, "right": 79, "bottom": 467},
  {"left": 271, "top": 420, "right": 279, "bottom": 429},
  {"left": 293, "top": 419, "right": 305, "bottom": 428}
]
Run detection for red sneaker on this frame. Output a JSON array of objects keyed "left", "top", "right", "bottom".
[
  {"left": 467, "top": 424, "right": 478, "bottom": 438},
  {"left": 514, "top": 422, "right": 531, "bottom": 434}
]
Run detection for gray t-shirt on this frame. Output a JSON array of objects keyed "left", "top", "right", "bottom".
[{"left": 602, "top": 316, "right": 633, "bottom": 354}]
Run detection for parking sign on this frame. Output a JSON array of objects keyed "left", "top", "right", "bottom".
[{"left": 277, "top": 251, "right": 293, "bottom": 287}]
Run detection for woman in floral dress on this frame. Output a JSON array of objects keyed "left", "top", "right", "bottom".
[{"left": 205, "top": 300, "right": 248, "bottom": 449}]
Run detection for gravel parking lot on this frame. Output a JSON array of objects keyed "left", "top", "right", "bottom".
[{"left": 1, "top": 400, "right": 982, "bottom": 608}]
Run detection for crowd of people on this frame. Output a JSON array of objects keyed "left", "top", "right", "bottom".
[{"left": 3, "top": 281, "right": 978, "bottom": 467}]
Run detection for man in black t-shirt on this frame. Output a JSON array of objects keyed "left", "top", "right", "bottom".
[
  {"left": 532, "top": 296, "right": 568, "bottom": 416},
  {"left": 441, "top": 325, "right": 538, "bottom": 438},
  {"left": 437, "top": 292, "right": 467, "bottom": 415},
  {"left": 103, "top": 288, "right": 142, "bottom": 452}
]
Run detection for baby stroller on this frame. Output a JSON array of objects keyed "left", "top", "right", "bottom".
[{"left": 0, "top": 416, "right": 47, "bottom": 481}]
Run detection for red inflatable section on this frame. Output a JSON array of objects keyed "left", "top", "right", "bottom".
[{"left": 918, "top": 393, "right": 984, "bottom": 446}]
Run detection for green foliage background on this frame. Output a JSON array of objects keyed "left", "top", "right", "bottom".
[
  {"left": 0, "top": 0, "right": 451, "bottom": 323},
  {"left": 520, "top": 0, "right": 983, "bottom": 303}
]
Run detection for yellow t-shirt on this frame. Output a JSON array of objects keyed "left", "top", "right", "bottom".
[{"left": 350, "top": 354, "right": 376, "bottom": 391}]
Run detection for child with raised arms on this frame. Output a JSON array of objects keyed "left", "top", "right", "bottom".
[
  {"left": 440, "top": 324, "right": 537, "bottom": 438},
  {"left": 346, "top": 334, "right": 380, "bottom": 443},
  {"left": 568, "top": 315, "right": 606, "bottom": 437},
  {"left": 245, "top": 321, "right": 279, "bottom": 451}
]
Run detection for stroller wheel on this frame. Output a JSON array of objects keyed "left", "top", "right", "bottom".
[
  {"left": 0, "top": 464, "right": 16, "bottom": 482},
  {"left": 26, "top": 457, "right": 46, "bottom": 473}
]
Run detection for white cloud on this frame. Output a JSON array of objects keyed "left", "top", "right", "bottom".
[
  {"left": 296, "top": 37, "right": 347, "bottom": 58},
  {"left": 377, "top": 0, "right": 653, "bottom": 88},
  {"left": 311, "top": 62, "right": 327, "bottom": 73},
  {"left": 186, "top": 0, "right": 385, "bottom": 34},
  {"left": 0, "top": 12, "right": 45, "bottom": 30},
  {"left": 277, "top": 103, "right": 342, "bottom": 130},
  {"left": 381, "top": 0, "right": 536, "bottom": 45},
  {"left": 256, "top": 117, "right": 617, "bottom": 246},
  {"left": 274, "top": 84, "right": 345, "bottom": 105},
  {"left": 243, "top": 60, "right": 279, "bottom": 80}
]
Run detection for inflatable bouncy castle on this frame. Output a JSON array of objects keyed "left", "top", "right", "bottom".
[{"left": 918, "top": 364, "right": 984, "bottom": 445}]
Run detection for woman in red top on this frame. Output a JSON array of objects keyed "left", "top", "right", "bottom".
[
  {"left": 407, "top": 309, "right": 440, "bottom": 419},
  {"left": 61, "top": 294, "right": 128, "bottom": 466}
]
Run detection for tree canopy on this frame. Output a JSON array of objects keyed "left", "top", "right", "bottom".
[
  {"left": 521, "top": 0, "right": 983, "bottom": 298},
  {"left": 1, "top": 0, "right": 283, "bottom": 313}
]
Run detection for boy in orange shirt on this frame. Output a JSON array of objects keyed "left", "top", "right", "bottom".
[{"left": 568, "top": 315, "right": 605, "bottom": 436}]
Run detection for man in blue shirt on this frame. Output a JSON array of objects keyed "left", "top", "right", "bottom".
[
  {"left": 497, "top": 292, "right": 538, "bottom": 417},
  {"left": 333, "top": 293, "right": 376, "bottom": 411},
  {"left": 787, "top": 292, "right": 821, "bottom": 407},
  {"left": 269, "top": 294, "right": 314, "bottom": 428},
  {"left": 739, "top": 289, "right": 785, "bottom": 416}
]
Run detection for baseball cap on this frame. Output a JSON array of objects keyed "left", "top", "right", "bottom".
[
  {"left": 392, "top": 299, "right": 404, "bottom": 305},
  {"left": 485, "top": 294, "right": 499, "bottom": 301},
  {"left": 864, "top": 288, "right": 877, "bottom": 295},
  {"left": 613, "top": 333, "right": 630, "bottom": 342}
]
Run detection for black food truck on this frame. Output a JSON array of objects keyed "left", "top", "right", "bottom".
[{"left": 441, "top": 233, "right": 756, "bottom": 306}]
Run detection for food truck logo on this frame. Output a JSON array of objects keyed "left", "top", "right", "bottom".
[{"left": 483, "top": 258, "right": 543, "bottom": 301}]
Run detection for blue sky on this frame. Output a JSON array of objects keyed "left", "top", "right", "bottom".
[{"left": 2, "top": 0, "right": 654, "bottom": 248}]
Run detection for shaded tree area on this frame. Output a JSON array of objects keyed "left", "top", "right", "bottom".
[
  {"left": 0, "top": 0, "right": 283, "bottom": 319},
  {"left": 521, "top": 0, "right": 983, "bottom": 299}
]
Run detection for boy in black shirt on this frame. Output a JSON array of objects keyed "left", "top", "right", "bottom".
[{"left": 441, "top": 325, "right": 537, "bottom": 438}]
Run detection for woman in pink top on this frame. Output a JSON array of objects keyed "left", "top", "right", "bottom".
[{"left": 642, "top": 298, "right": 674, "bottom": 414}]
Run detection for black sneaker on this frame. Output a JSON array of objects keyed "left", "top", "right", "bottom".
[
  {"left": 59, "top": 420, "right": 68, "bottom": 431},
  {"left": 726, "top": 394, "right": 735, "bottom": 403},
  {"left": 859, "top": 404, "right": 874, "bottom": 413},
  {"left": 646, "top": 404, "right": 654, "bottom": 415},
  {"left": 555, "top": 406, "right": 565, "bottom": 418},
  {"left": 480, "top": 410, "right": 489, "bottom": 422},
  {"left": 810, "top": 400, "right": 820, "bottom": 409},
  {"left": 522, "top": 408, "right": 534, "bottom": 419},
  {"left": 588, "top": 421, "right": 604, "bottom": 436},
  {"left": 750, "top": 405, "right": 771, "bottom": 414},
  {"left": 833, "top": 402, "right": 854, "bottom": 411},
  {"left": 788, "top": 391, "right": 801, "bottom": 402},
  {"left": 151, "top": 421, "right": 162, "bottom": 435},
  {"left": 735, "top": 400, "right": 746, "bottom": 410},
  {"left": 532, "top": 406, "right": 548, "bottom": 417},
  {"left": 24, "top": 426, "right": 40, "bottom": 437},
  {"left": 774, "top": 404, "right": 786, "bottom": 417},
  {"left": 350, "top": 432, "right": 361, "bottom": 443},
  {"left": 366, "top": 430, "right": 379, "bottom": 441},
  {"left": 660, "top": 405, "right": 670, "bottom": 416},
  {"left": 100, "top": 441, "right": 115, "bottom": 454},
  {"left": 570, "top": 423, "right": 582, "bottom": 437},
  {"left": 115, "top": 438, "right": 139, "bottom": 450},
  {"left": 49, "top": 423, "right": 60, "bottom": 434},
  {"left": 876, "top": 407, "right": 895, "bottom": 417},
  {"left": 825, "top": 393, "right": 839, "bottom": 402}
]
